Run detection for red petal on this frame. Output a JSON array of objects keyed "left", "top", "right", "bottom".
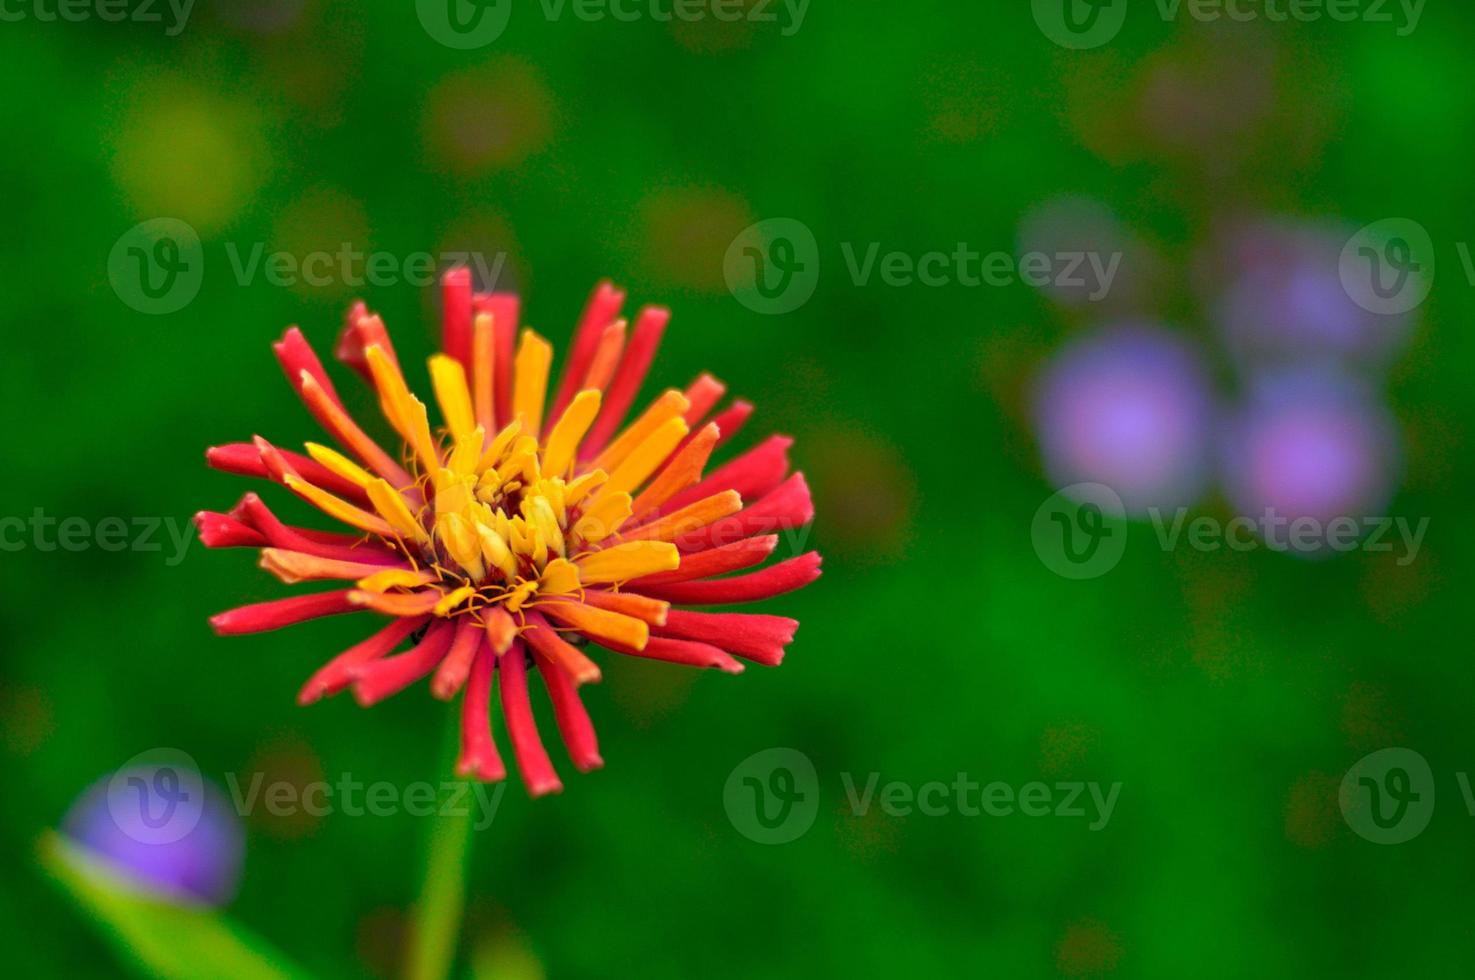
[
  {"left": 637, "top": 552, "right": 822, "bottom": 605},
  {"left": 298, "top": 615, "right": 430, "bottom": 704},
  {"left": 682, "top": 373, "right": 726, "bottom": 426},
  {"left": 499, "top": 641, "right": 563, "bottom": 797},
  {"left": 523, "top": 613, "right": 602, "bottom": 685},
  {"left": 535, "top": 655, "right": 603, "bottom": 773},
  {"left": 605, "top": 635, "right": 744, "bottom": 674},
  {"left": 206, "top": 443, "right": 371, "bottom": 506},
  {"left": 431, "top": 617, "right": 486, "bottom": 700},
  {"left": 456, "top": 641, "right": 507, "bottom": 782},
  {"left": 274, "top": 326, "right": 346, "bottom": 414},
  {"left": 441, "top": 267, "right": 474, "bottom": 370},
  {"left": 193, "top": 511, "right": 268, "bottom": 549},
  {"left": 654, "top": 610, "right": 798, "bottom": 667},
  {"left": 675, "top": 473, "right": 813, "bottom": 553},
  {"left": 351, "top": 619, "right": 457, "bottom": 706},
  {"left": 549, "top": 280, "right": 627, "bottom": 423},
  {"left": 631, "top": 535, "right": 777, "bottom": 586},
  {"left": 580, "top": 305, "right": 670, "bottom": 459},
  {"left": 233, "top": 493, "right": 403, "bottom": 566},
  {"left": 209, "top": 590, "right": 358, "bottom": 636},
  {"left": 660, "top": 434, "right": 791, "bottom": 515}
]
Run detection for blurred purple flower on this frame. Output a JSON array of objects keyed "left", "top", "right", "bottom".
[
  {"left": 1034, "top": 324, "right": 1216, "bottom": 516},
  {"left": 1207, "top": 217, "right": 1413, "bottom": 371},
  {"left": 1219, "top": 368, "right": 1401, "bottom": 552},
  {"left": 62, "top": 774, "right": 244, "bottom": 906}
]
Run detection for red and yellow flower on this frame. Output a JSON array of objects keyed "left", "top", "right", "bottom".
[{"left": 197, "top": 271, "right": 819, "bottom": 795}]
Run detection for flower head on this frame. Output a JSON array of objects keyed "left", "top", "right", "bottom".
[{"left": 198, "top": 271, "right": 819, "bottom": 795}]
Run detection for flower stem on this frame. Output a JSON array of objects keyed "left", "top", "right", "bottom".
[{"left": 405, "top": 722, "right": 476, "bottom": 980}]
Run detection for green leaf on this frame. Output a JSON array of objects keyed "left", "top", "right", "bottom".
[{"left": 35, "top": 830, "right": 312, "bottom": 980}]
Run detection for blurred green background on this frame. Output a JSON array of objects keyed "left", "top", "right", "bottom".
[{"left": 5, "top": 1, "right": 1475, "bottom": 977}]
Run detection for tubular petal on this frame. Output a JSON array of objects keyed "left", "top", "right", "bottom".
[
  {"left": 581, "top": 319, "right": 626, "bottom": 392},
  {"left": 472, "top": 312, "right": 496, "bottom": 434},
  {"left": 542, "top": 389, "right": 601, "bottom": 479},
  {"left": 298, "top": 615, "right": 430, "bottom": 704},
  {"left": 456, "top": 641, "right": 506, "bottom": 782},
  {"left": 638, "top": 552, "right": 822, "bottom": 605},
  {"left": 352, "top": 619, "right": 457, "bottom": 706},
  {"left": 581, "top": 305, "right": 670, "bottom": 458},
  {"left": 654, "top": 610, "right": 798, "bottom": 667},
  {"left": 541, "top": 599, "right": 650, "bottom": 650},
  {"left": 550, "top": 280, "right": 626, "bottom": 422},
  {"left": 675, "top": 472, "right": 813, "bottom": 552},
  {"left": 474, "top": 293, "right": 519, "bottom": 429},
  {"left": 194, "top": 512, "right": 268, "bottom": 549},
  {"left": 348, "top": 589, "right": 446, "bottom": 617},
  {"left": 210, "top": 590, "right": 358, "bottom": 636},
  {"left": 631, "top": 535, "right": 778, "bottom": 586},
  {"left": 295, "top": 373, "right": 415, "bottom": 489},
  {"left": 429, "top": 354, "right": 476, "bottom": 442},
  {"left": 259, "top": 549, "right": 408, "bottom": 585},
  {"left": 578, "top": 589, "right": 669, "bottom": 626},
  {"left": 499, "top": 641, "right": 563, "bottom": 797},
  {"left": 232, "top": 493, "right": 402, "bottom": 565},
  {"left": 483, "top": 606, "right": 519, "bottom": 654},
  {"left": 661, "top": 435, "right": 791, "bottom": 515},
  {"left": 207, "top": 443, "right": 370, "bottom": 505},
  {"left": 512, "top": 329, "right": 554, "bottom": 438},
  {"left": 441, "top": 267, "right": 474, "bottom": 371},
  {"left": 591, "top": 389, "right": 690, "bottom": 474},
  {"left": 630, "top": 422, "right": 720, "bottom": 517},
  {"left": 523, "top": 613, "right": 602, "bottom": 685},
  {"left": 597, "top": 416, "right": 689, "bottom": 501},
  {"left": 682, "top": 373, "right": 727, "bottom": 426},
  {"left": 535, "top": 654, "right": 603, "bottom": 772},
  {"left": 618, "top": 491, "right": 743, "bottom": 544},
  {"left": 574, "top": 540, "right": 680, "bottom": 584},
  {"left": 605, "top": 635, "right": 744, "bottom": 673}
]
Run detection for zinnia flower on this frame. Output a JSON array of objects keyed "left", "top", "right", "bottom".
[{"left": 197, "top": 270, "right": 820, "bottom": 796}]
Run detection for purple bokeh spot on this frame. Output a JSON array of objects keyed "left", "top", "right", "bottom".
[
  {"left": 62, "top": 776, "right": 244, "bottom": 906},
  {"left": 1034, "top": 324, "right": 1216, "bottom": 516}
]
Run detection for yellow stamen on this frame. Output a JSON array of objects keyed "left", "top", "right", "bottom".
[
  {"left": 434, "top": 585, "right": 478, "bottom": 617},
  {"left": 356, "top": 568, "right": 438, "bottom": 592}
]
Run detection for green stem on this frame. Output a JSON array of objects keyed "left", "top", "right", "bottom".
[{"left": 404, "top": 722, "right": 476, "bottom": 980}]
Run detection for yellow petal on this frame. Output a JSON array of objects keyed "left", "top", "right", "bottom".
[
  {"left": 304, "top": 442, "right": 375, "bottom": 489},
  {"left": 541, "top": 389, "right": 601, "bottom": 478},
  {"left": 428, "top": 354, "right": 476, "bottom": 443},
  {"left": 574, "top": 540, "right": 679, "bottom": 585},
  {"left": 597, "top": 416, "right": 688, "bottom": 501},
  {"left": 571, "top": 491, "right": 632, "bottom": 544},
  {"left": 592, "top": 389, "right": 689, "bottom": 473},
  {"left": 512, "top": 329, "right": 553, "bottom": 438},
  {"left": 366, "top": 479, "right": 430, "bottom": 544},
  {"left": 283, "top": 474, "right": 395, "bottom": 537}
]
